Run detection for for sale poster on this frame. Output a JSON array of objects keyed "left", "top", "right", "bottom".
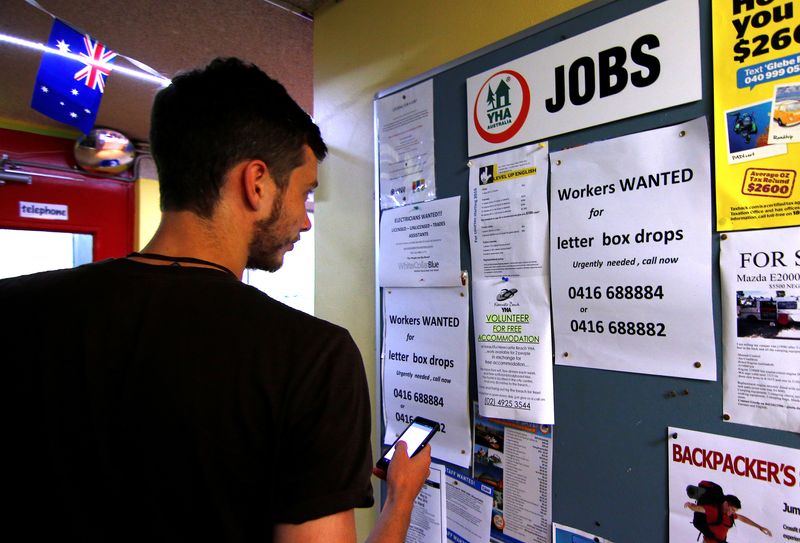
[
  {"left": 720, "top": 227, "right": 800, "bottom": 432},
  {"left": 713, "top": 0, "right": 800, "bottom": 231},
  {"left": 668, "top": 427, "right": 798, "bottom": 543}
]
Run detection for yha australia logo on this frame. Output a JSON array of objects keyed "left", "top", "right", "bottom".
[{"left": 473, "top": 70, "right": 530, "bottom": 144}]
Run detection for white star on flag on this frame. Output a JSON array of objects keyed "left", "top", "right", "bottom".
[
  {"left": 56, "top": 39, "right": 70, "bottom": 53},
  {"left": 41, "top": 86, "right": 49, "bottom": 93},
  {"left": 70, "top": 112, "right": 77, "bottom": 118}
]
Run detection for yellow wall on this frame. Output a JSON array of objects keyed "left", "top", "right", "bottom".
[
  {"left": 313, "top": 1, "right": 592, "bottom": 539},
  {"left": 135, "top": 177, "right": 160, "bottom": 250}
]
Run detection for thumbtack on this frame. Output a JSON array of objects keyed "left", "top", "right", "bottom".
[
  {"left": 555, "top": 159, "right": 562, "bottom": 166},
  {"left": 679, "top": 130, "right": 686, "bottom": 137},
  {"left": 563, "top": 352, "right": 569, "bottom": 358},
  {"left": 501, "top": 276, "right": 509, "bottom": 282},
  {"left": 467, "top": 160, "right": 473, "bottom": 168},
  {"left": 671, "top": 432, "right": 678, "bottom": 439},
  {"left": 721, "top": 233, "right": 728, "bottom": 240},
  {"left": 413, "top": 205, "right": 419, "bottom": 210},
  {"left": 694, "top": 361, "right": 702, "bottom": 368},
  {"left": 723, "top": 414, "right": 731, "bottom": 421}
]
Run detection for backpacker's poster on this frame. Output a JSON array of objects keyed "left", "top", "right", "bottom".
[
  {"left": 712, "top": 0, "right": 800, "bottom": 231},
  {"left": 667, "top": 427, "right": 798, "bottom": 543}
]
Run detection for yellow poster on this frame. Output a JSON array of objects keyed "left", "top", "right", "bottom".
[{"left": 713, "top": 0, "right": 800, "bottom": 231}]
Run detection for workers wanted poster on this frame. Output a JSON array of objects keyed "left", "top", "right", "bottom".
[
  {"left": 550, "top": 117, "right": 715, "bottom": 379},
  {"left": 377, "top": 79, "right": 436, "bottom": 209},
  {"left": 382, "top": 286, "right": 471, "bottom": 467},
  {"left": 468, "top": 143, "right": 550, "bottom": 279},
  {"left": 473, "top": 277, "right": 553, "bottom": 424},
  {"left": 713, "top": 0, "right": 800, "bottom": 231},
  {"left": 720, "top": 227, "right": 800, "bottom": 432},
  {"left": 474, "top": 411, "right": 552, "bottom": 543},
  {"left": 668, "top": 427, "right": 798, "bottom": 543},
  {"left": 379, "top": 196, "right": 461, "bottom": 287}
]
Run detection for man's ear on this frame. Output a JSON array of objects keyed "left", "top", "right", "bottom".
[{"left": 242, "top": 159, "right": 277, "bottom": 211}]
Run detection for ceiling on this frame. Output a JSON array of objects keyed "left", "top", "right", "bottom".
[{"left": 0, "top": 0, "right": 331, "bottom": 143}]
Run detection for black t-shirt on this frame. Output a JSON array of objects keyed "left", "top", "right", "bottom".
[{"left": 2, "top": 259, "right": 374, "bottom": 542}]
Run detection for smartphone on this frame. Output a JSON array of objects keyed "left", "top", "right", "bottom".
[{"left": 376, "top": 417, "right": 440, "bottom": 472}]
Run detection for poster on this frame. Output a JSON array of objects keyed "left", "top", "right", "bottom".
[
  {"left": 445, "top": 467, "right": 493, "bottom": 543},
  {"left": 553, "top": 524, "right": 613, "bottom": 543},
  {"left": 668, "top": 427, "right": 798, "bottom": 543},
  {"left": 377, "top": 79, "right": 436, "bottom": 209},
  {"left": 720, "top": 227, "right": 800, "bottom": 432},
  {"left": 465, "top": 0, "right": 701, "bottom": 156},
  {"left": 468, "top": 143, "right": 549, "bottom": 279},
  {"left": 473, "top": 277, "right": 553, "bottom": 424},
  {"left": 382, "top": 286, "right": 471, "bottom": 467},
  {"left": 379, "top": 196, "right": 462, "bottom": 287},
  {"left": 468, "top": 143, "right": 553, "bottom": 423},
  {"left": 713, "top": 0, "right": 800, "bottom": 231},
  {"left": 473, "top": 411, "right": 552, "bottom": 543},
  {"left": 407, "top": 463, "right": 448, "bottom": 543},
  {"left": 550, "top": 117, "right": 716, "bottom": 379}
]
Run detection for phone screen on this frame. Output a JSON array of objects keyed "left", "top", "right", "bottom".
[{"left": 383, "top": 420, "right": 436, "bottom": 461}]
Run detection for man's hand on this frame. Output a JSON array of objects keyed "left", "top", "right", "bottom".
[
  {"left": 384, "top": 441, "right": 431, "bottom": 504},
  {"left": 366, "top": 441, "right": 432, "bottom": 543}
]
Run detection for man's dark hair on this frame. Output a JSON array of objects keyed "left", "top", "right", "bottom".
[
  {"left": 150, "top": 57, "right": 327, "bottom": 217},
  {"left": 725, "top": 495, "right": 742, "bottom": 509}
]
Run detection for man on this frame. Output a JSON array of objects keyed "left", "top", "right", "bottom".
[
  {"left": 3, "top": 58, "right": 429, "bottom": 542},
  {"left": 684, "top": 495, "right": 772, "bottom": 542}
]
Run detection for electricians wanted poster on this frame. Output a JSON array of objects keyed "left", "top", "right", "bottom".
[
  {"left": 468, "top": 143, "right": 550, "bottom": 279},
  {"left": 713, "top": 0, "right": 800, "bottom": 231},
  {"left": 379, "top": 196, "right": 462, "bottom": 287},
  {"left": 473, "top": 277, "right": 553, "bottom": 424},
  {"left": 382, "top": 286, "right": 471, "bottom": 467},
  {"left": 668, "top": 427, "right": 798, "bottom": 543},
  {"left": 550, "top": 118, "right": 716, "bottom": 379},
  {"left": 377, "top": 79, "right": 436, "bottom": 209},
  {"left": 720, "top": 227, "right": 800, "bottom": 432}
]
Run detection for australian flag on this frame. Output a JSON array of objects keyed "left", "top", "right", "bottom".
[{"left": 31, "top": 19, "right": 117, "bottom": 133}]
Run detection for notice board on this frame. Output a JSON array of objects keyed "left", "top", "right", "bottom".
[{"left": 374, "top": 0, "right": 799, "bottom": 540}]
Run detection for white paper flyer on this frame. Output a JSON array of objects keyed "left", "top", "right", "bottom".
[
  {"left": 668, "top": 427, "right": 798, "bottom": 543},
  {"left": 468, "top": 143, "right": 550, "bottom": 279},
  {"left": 445, "top": 467, "right": 493, "bottom": 543},
  {"left": 379, "top": 196, "right": 462, "bottom": 287},
  {"left": 382, "top": 286, "right": 471, "bottom": 467},
  {"left": 377, "top": 79, "right": 436, "bottom": 209},
  {"left": 720, "top": 227, "right": 800, "bottom": 432},
  {"left": 407, "top": 463, "right": 448, "bottom": 543},
  {"left": 550, "top": 117, "right": 716, "bottom": 379}
]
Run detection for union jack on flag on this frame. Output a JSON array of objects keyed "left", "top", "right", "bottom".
[
  {"left": 74, "top": 34, "right": 117, "bottom": 92},
  {"left": 31, "top": 18, "right": 117, "bottom": 133}
]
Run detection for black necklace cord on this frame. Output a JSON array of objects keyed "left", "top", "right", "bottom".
[{"left": 127, "top": 252, "right": 238, "bottom": 279}]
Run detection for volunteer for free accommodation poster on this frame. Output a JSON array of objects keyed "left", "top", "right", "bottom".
[
  {"left": 382, "top": 286, "right": 471, "bottom": 468},
  {"left": 377, "top": 79, "right": 436, "bottom": 209},
  {"left": 469, "top": 144, "right": 553, "bottom": 423},
  {"left": 550, "top": 118, "right": 716, "bottom": 379},
  {"left": 668, "top": 427, "right": 798, "bottom": 543},
  {"left": 720, "top": 227, "right": 800, "bottom": 432},
  {"left": 713, "top": 0, "right": 800, "bottom": 231}
]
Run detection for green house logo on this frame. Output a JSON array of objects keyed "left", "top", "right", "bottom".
[{"left": 474, "top": 70, "right": 531, "bottom": 144}]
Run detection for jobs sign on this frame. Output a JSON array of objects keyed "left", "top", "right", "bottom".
[{"left": 466, "top": 0, "right": 702, "bottom": 157}]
